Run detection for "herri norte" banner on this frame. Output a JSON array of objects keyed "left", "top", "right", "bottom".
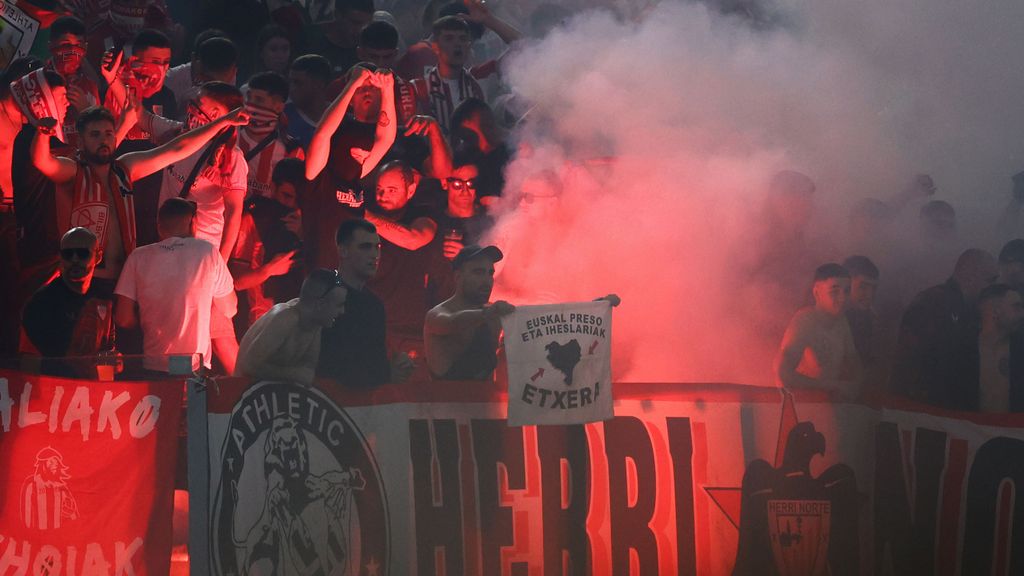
[{"left": 197, "top": 379, "right": 1024, "bottom": 576}]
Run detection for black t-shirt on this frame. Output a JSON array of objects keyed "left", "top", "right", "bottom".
[
  {"left": 316, "top": 278, "right": 390, "bottom": 388},
  {"left": 23, "top": 278, "right": 113, "bottom": 357},
  {"left": 302, "top": 116, "right": 377, "bottom": 269},
  {"left": 13, "top": 126, "right": 69, "bottom": 268},
  {"left": 247, "top": 196, "right": 303, "bottom": 302},
  {"left": 366, "top": 203, "right": 435, "bottom": 335}
]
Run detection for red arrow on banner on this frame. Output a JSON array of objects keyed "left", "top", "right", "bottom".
[
  {"left": 588, "top": 341, "right": 599, "bottom": 355},
  {"left": 531, "top": 368, "right": 545, "bottom": 381}
]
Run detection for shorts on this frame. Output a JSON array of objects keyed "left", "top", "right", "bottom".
[{"left": 210, "top": 304, "right": 236, "bottom": 340}]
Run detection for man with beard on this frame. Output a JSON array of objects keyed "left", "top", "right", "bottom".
[
  {"left": 364, "top": 160, "right": 437, "bottom": 355},
  {"left": 30, "top": 105, "right": 250, "bottom": 296},
  {"left": 304, "top": 65, "right": 396, "bottom": 269},
  {"left": 236, "top": 268, "right": 347, "bottom": 386},
  {"left": 424, "top": 244, "right": 513, "bottom": 380},
  {"left": 22, "top": 227, "right": 114, "bottom": 358},
  {"left": 316, "top": 219, "right": 414, "bottom": 387},
  {"left": 977, "top": 284, "right": 1024, "bottom": 412}
]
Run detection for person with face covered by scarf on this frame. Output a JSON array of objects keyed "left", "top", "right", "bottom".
[
  {"left": 238, "top": 72, "right": 304, "bottom": 201},
  {"left": 46, "top": 17, "right": 99, "bottom": 147}
]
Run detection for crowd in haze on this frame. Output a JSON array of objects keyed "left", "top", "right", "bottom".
[{"left": 1, "top": 0, "right": 1023, "bottom": 414}]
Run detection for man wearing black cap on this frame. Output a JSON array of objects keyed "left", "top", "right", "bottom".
[{"left": 424, "top": 243, "right": 513, "bottom": 380}]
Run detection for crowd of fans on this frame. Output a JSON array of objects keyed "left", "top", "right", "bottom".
[{"left": 0, "top": 0, "right": 1022, "bottom": 415}]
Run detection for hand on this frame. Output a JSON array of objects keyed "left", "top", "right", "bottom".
[
  {"left": 264, "top": 250, "right": 297, "bottom": 277},
  {"left": 443, "top": 237, "right": 464, "bottom": 260},
  {"left": 484, "top": 300, "right": 515, "bottom": 319},
  {"left": 282, "top": 211, "right": 302, "bottom": 236},
  {"left": 349, "top": 147, "right": 370, "bottom": 164},
  {"left": 390, "top": 351, "right": 415, "bottom": 383},
  {"left": 119, "top": 91, "right": 142, "bottom": 130},
  {"left": 100, "top": 49, "right": 124, "bottom": 86},
  {"left": 66, "top": 85, "right": 91, "bottom": 113},
  {"left": 37, "top": 117, "right": 58, "bottom": 136},
  {"left": 905, "top": 174, "right": 936, "bottom": 198},
  {"left": 350, "top": 66, "right": 374, "bottom": 88},
  {"left": 462, "top": 0, "right": 492, "bottom": 24},
  {"left": 404, "top": 115, "right": 439, "bottom": 138},
  {"left": 374, "top": 69, "right": 394, "bottom": 91},
  {"left": 222, "top": 107, "right": 250, "bottom": 126},
  {"left": 597, "top": 293, "right": 621, "bottom": 307}
]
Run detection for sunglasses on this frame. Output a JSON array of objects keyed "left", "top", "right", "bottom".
[
  {"left": 60, "top": 247, "right": 92, "bottom": 261},
  {"left": 316, "top": 269, "right": 343, "bottom": 299},
  {"left": 186, "top": 101, "right": 214, "bottom": 124},
  {"left": 447, "top": 177, "right": 476, "bottom": 192}
]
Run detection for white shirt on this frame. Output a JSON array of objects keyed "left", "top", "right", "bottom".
[
  {"left": 159, "top": 145, "right": 248, "bottom": 249},
  {"left": 164, "top": 63, "right": 196, "bottom": 117},
  {"left": 115, "top": 236, "right": 234, "bottom": 371}
]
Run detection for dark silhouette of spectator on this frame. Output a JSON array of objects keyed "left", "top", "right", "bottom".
[
  {"left": 236, "top": 268, "right": 347, "bottom": 386},
  {"left": 165, "top": 34, "right": 239, "bottom": 116},
  {"left": 252, "top": 25, "right": 293, "bottom": 77},
  {"left": 424, "top": 244, "right": 512, "bottom": 380},
  {"left": 365, "top": 160, "right": 438, "bottom": 354},
  {"left": 304, "top": 0, "right": 375, "bottom": 78},
  {"left": 774, "top": 263, "right": 862, "bottom": 399},
  {"left": 997, "top": 239, "right": 1024, "bottom": 412},
  {"left": 997, "top": 171, "right": 1024, "bottom": 243},
  {"left": 284, "top": 54, "right": 333, "bottom": 148},
  {"left": 22, "top": 228, "right": 114, "bottom": 358},
  {"left": 843, "top": 256, "right": 880, "bottom": 364},
  {"left": 303, "top": 66, "right": 396, "bottom": 269},
  {"left": 114, "top": 198, "right": 236, "bottom": 373},
  {"left": 889, "top": 249, "right": 998, "bottom": 409},
  {"left": 231, "top": 158, "right": 306, "bottom": 330},
  {"left": 316, "top": 219, "right": 414, "bottom": 387},
  {"left": 977, "top": 284, "right": 1024, "bottom": 412}
]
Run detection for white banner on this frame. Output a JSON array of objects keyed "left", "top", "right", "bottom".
[
  {"left": 0, "top": 1, "right": 41, "bottom": 70},
  {"left": 502, "top": 301, "right": 613, "bottom": 425}
]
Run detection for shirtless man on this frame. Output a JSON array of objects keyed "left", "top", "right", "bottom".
[
  {"left": 424, "top": 244, "right": 512, "bottom": 380},
  {"left": 977, "top": 284, "right": 1024, "bottom": 412},
  {"left": 236, "top": 268, "right": 348, "bottom": 386},
  {"left": 30, "top": 104, "right": 249, "bottom": 293},
  {"left": 774, "top": 263, "right": 863, "bottom": 399}
]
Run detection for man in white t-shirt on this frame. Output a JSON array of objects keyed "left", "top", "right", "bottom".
[
  {"left": 235, "top": 268, "right": 347, "bottom": 386},
  {"left": 775, "top": 263, "right": 863, "bottom": 400},
  {"left": 114, "top": 197, "right": 236, "bottom": 372}
]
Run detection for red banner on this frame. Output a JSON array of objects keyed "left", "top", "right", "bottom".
[{"left": 0, "top": 370, "right": 182, "bottom": 574}]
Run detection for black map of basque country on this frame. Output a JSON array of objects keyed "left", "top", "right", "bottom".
[{"left": 545, "top": 339, "right": 582, "bottom": 385}]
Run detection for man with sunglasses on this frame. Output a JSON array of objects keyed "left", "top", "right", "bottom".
[
  {"left": 22, "top": 227, "right": 114, "bottom": 358},
  {"left": 236, "top": 268, "right": 348, "bottom": 386}
]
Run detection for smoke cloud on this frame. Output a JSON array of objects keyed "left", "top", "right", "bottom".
[{"left": 488, "top": 0, "right": 1024, "bottom": 383}]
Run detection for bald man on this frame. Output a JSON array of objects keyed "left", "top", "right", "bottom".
[
  {"left": 22, "top": 227, "right": 114, "bottom": 357},
  {"left": 890, "top": 248, "right": 999, "bottom": 409}
]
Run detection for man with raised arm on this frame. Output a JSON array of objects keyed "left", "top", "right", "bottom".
[{"left": 30, "top": 104, "right": 249, "bottom": 292}]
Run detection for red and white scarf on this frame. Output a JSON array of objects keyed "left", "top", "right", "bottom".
[
  {"left": 70, "top": 159, "right": 136, "bottom": 257},
  {"left": 422, "top": 67, "right": 483, "bottom": 135}
]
